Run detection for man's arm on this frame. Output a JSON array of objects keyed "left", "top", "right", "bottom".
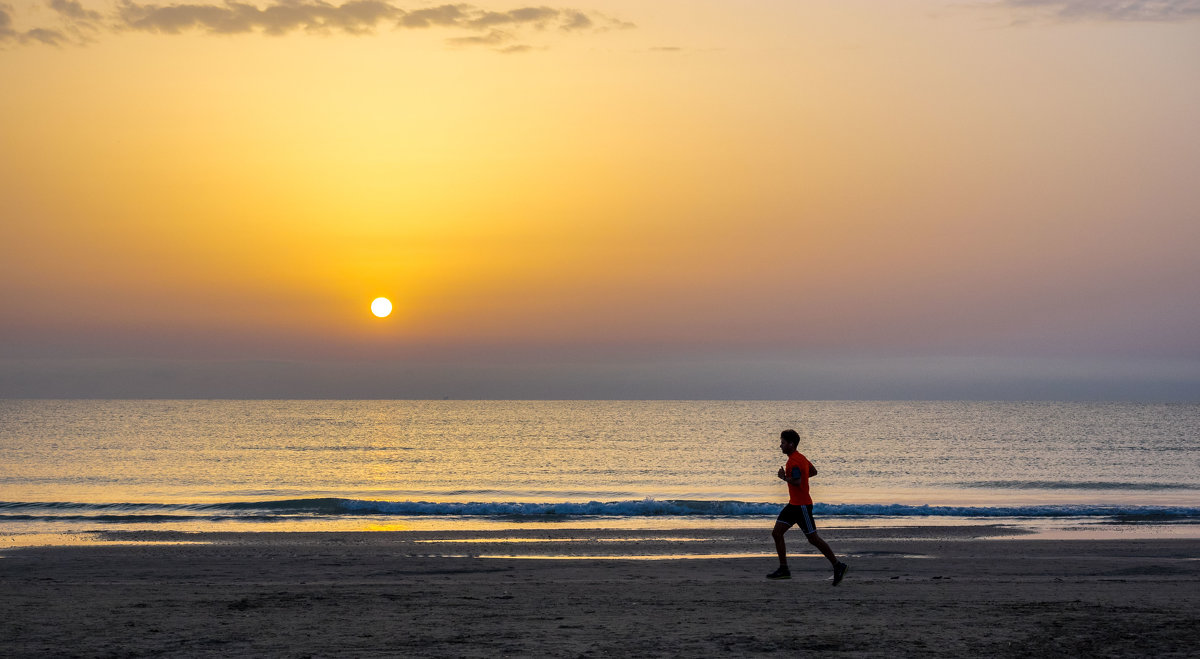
[
  {"left": 778, "top": 466, "right": 809, "bottom": 484},
  {"left": 778, "top": 463, "right": 818, "bottom": 484}
]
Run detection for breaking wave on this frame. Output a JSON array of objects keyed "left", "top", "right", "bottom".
[{"left": 2, "top": 498, "right": 1199, "bottom": 523}]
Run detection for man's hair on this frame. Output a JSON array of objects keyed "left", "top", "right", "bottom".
[{"left": 780, "top": 429, "right": 800, "bottom": 446}]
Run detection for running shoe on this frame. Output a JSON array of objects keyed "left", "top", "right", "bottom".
[
  {"left": 833, "top": 562, "right": 848, "bottom": 586},
  {"left": 766, "top": 566, "right": 791, "bottom": 580}
]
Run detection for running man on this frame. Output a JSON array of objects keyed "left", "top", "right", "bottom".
[{"left": 767, "top": 429, "right": 847, "bottom": 585}]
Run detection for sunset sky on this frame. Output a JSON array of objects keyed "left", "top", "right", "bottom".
[{"left": 3, "top": 0, "right": 1199, "bottom": 399}]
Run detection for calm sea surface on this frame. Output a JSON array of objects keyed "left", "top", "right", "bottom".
[{"left": 2, "top": 401, "right": 1198, "bottom": 537}]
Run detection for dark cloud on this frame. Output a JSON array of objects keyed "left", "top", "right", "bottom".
[
  {"left": 1, "top": 2, "right": 76, "bottom": 44},
  {"left": 468, "top": 6, "right": 556, "bottom": 29},
  {"left": 50, "top": 0, "right": 102, "bottom": 22},
  {"left": 398, "top": 3, "right": 465, "bottom": 28},
  {"left": 21, "top": 24, "right": 69, "bottom": 42},
  {"left": 1003, "top": 0, "right": 1200, "bottom": 21},
  {"left": 1, "top": 3, "right": 21, "bottom": 41},
  {"left": 116, "top": 0, "right": 402, "bottom": 35},
  {"left": 2, "top": 0, "right": 633, "bottom": 47},
  {"left": 558, "top": 9, "right": 588, "bottom": 30}
]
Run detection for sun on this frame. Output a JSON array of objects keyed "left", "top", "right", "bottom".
[{"left": 370, "top": 297, "right": 392, "bottom": 318}]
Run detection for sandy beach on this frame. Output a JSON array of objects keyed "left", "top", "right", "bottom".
[{"left": 2, "top": 526, "right": 1198, "bottom": 657}]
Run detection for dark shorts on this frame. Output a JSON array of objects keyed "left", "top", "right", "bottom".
[{"left": 776, "top": 504, "right": 817, "bottom": 535}]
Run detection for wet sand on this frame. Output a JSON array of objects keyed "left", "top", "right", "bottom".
[{"left": 2, "top": 526, "right": 1198, "bottom": 657}]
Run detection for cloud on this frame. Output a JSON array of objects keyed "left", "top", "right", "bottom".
[
  {"left": 446, "top": 26, "right": 510, "bottom": 45},
  {"left": 397, "top": 3, "right": 465, "bottom": 28},
  {"left": 116, "top": 0, "right": 403, "bottom": 35},
  {"left": 497, "top": 42, "right": 531, "bottom": 53},
  {"left": 1002, "top": 0, "right": 1200, "bottom": 22},
  {"left": 50, "top": 0, "right": 102, "bottom": 22},
  {"left": 558, "top": 9, "right": 588, "bottom": 29},
  {"left": 1, "top": 2, "right": 75, "bottom": 44},
  {"left": 467, "top": 6, "right": 557, "bottom": 29},
  {"left": 1, "top": 2, "right": 25, "bottom": 40},
  {"left": 0, "top": 4, "right": 14, "bottom": 37},
  {"left": 21, "top": 24, "right": 69, "bottom": 42},
  {"left": 2, "top": 0, "right": 633, "bottom": 48}
]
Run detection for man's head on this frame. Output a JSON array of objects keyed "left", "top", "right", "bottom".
[{"left": 779, "top": 429, "right": 800, "bottom": 454}]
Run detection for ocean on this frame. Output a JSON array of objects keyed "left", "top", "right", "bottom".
[{"left": 2, "top": 400, "right": 1198, "bottom": 541}]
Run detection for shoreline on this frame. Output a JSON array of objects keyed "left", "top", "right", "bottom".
[
  {"left": 5, "top": 515, "right": 1200, "bottom": 549},
  {"left": 3, "top": 526, "right": 1198, "bottom": 657}
]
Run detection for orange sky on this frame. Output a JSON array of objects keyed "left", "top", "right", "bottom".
[{"left": 2, "top": 0, "right": 1199, "bottom": 398}]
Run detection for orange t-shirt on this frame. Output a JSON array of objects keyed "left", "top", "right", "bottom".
[{"left": 785, "top": 451, "right": 813, "bottom": 506}]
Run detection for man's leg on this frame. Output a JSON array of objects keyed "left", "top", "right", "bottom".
[
  {"left": 808, "top": 532, "right": 849, "bottom": 585},
  {"left": 772, "top": 522, "right": 790, "bottom": 567},
  {"left": 806, "top": 532, "right": 838, "bottom": 567},
  {"left": 767, "top": 522, "right": 793, "bottom": 579}
]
